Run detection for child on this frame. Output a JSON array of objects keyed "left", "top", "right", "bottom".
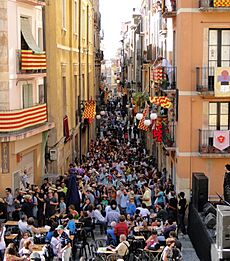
[{"left": 59, "top": 197, "right": 66, "bottom": 214}]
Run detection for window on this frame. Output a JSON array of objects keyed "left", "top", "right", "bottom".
[
  {"left": 62, "top": 77, "right": 67, "bottom": 116},
  {"left": 208, "top": 102, "right": 230, "bottom": 130},
  {"left": 209, "top": 29, "right": 230, "bottom": 68},
  {"left": 22, "top": 83, "right": 33, "bottom": 108},
  {"left": 62, "top": 0, "right": 66, "bottom": 29},
  {"left": 38, "top": 84, "right": 45, "bottom": 104},
  {"left": 74, "top": 0, "right": 78, "bottom": 34},
  {"left": 81, "top": 74, "right": 85, "bottom": 100}
]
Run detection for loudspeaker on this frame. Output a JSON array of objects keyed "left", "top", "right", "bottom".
[
  {"left": 192, "top": 173, "right": 209, "bottom": 212},
  {"left": 204, "top": 213, "right": 216, "bottom": 229},
  {"left": 203, "top": 202, "right": 216, "bottom": 216},
  {"left": 216, "top": 205, "right": 230, "bottom": 252}
]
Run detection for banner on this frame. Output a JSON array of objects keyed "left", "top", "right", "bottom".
[
  {"left": 138, "top": 106, "right": 149, "bottom": 131},
  {"left": 82, "top": 101, "right": 96, "bottom": 119},
  {"left": 214, "top": 0, "right": 230, "bottom": 7},
  {"left": 215, "top": 67, "right": 230, "bottom": 97},
  {"left": 153, "top": 121, "right": 163, "bottom": 142},
  {"left": 213, "top": 130, "right": 230, "bottom": 151},
  {"left": 149, "top": 96, "right": 172, "bottom": 108}
]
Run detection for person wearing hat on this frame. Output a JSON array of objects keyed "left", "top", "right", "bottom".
[
  {"left": 224, "top": 164, "right": 230, "bottom": 203},
  {"left": 55, "top": 225, "right": 71, "bottom": 261}
]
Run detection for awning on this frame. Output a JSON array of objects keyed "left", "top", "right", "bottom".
[{"left": 21, "top": 17, "right": 44, "bottom": 54}]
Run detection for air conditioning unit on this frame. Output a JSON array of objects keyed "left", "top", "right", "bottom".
[{"left": 49, "top": 149, "right": 57, "bottom": 161}]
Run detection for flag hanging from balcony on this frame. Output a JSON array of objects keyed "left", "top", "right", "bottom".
[
  {"left": 153, "top": 67, "right": 167, "bottom": 83},
  {"left": 138, "top": 106, "right": 149, "bottom": 131},
  {"left": 153, "top": 120, "right": 163, "bottom": 142},
  {"left": 214, "top": 67, "right": 230, "bottom": 97},
  {"left": 214, "top": 0, "right": 230, "bottom": 7},
  {"left": 213, "top": 130, "right": 230, "bottom": 151},
  {"left": 82, "top": 101, "right": 96, "bottom": 119},
  {"left": 149, "top": 96, "right": 172, "bottom": 108},
  {"left": 21, "top": 50, "right": 46, "bottom": 70}
]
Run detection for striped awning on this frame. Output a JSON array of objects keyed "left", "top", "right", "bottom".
[
  {"left": 21, "top": 50, "right": 46, "bottom": 70},
  {"left": 21, "top": 17, "right": 44, "bottom": 54}
]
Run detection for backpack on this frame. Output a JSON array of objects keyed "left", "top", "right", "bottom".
[{"left": 172, "top": 247, "right": 183, "bottom": 261}]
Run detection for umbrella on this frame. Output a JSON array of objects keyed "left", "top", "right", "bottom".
[{"left": 66, "top": 173, "right": 81, "bottom": 212}]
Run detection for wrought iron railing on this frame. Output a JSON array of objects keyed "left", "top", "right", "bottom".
[
  {"left": 199, "top": 129, "right": 230, "bottom": 154},
  {"left": 196, "top": 67, "right": 215, "bottom": 92},
  {"left": 162, "top": 122, "right": 176, "bottom": 148}
]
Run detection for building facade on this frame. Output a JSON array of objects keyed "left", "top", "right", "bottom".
[
  {"left": 45, "top": 0, "right": 96, "bottom": 174},
  {"left": 128, "top": 0, "right": 230, "bottom": 198},
  {"left": 0, "top": 0, "right": 54, "bottom": 193}
]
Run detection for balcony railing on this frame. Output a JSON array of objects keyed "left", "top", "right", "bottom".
[
  {"left": 0, "top": 104, "right": 48, "bottom": 132},
  {"left": 153, "top": 66, "right": 177, "bottom": 91},
  {"left": 162, "top": 122, "right": 176, "bottom": 149},
  {"left": 199, "top": 0, "right": 230, "bottom": 9},
  {"left": 162, "top": 0, "right": 177, "bottom": 18},
  {"left": 17, "top": 50, "right": 46, "bottom": 74},
  {"left": 95, "top": 50, "right": 104, "bottom": 62},
  {"left": 199, "top": 129, "right": 230, "bottom": 154},
  {"left": 196, "top": 67, "right": 215, "bottom": 92},
  {"left": 16, "top": 0, "right": 46, "bottom": 6}
]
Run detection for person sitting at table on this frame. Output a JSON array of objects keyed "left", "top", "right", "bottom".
[
  {"left": 82, "top": 198, "right": 91, "bottom": 212},
  {"left": 144, "top": 230, "right": 160, "bottom": 250},
  {"left": 106, "top": 203, "right": 121, "bottom": 227},
  {"left": 163, "top": 219, "right": 177, "bottom": 239},
  {"left": 27, "top": 217, "right": 40, "bottom": 235},
  {"left": 155, "top": 204, "right": 168, "bottom": 223},
  {"left": 55, "top": 225, "right": 71, "bottom": 261},
  {"left": 66, "top": 214, "right": 76, "bottom": 235},
  {"left": 137, "top": 203, "right": 150, "bottom": 218},
  {"left": 18, "top": 215, "right": 30, "bottom": 234},
  {"left": 4, "top": 243, "right": 25, "bottom": 261},
  {"left": 19, "top": 232, "right": 33, "bottom": 250},
  {"left": 0, "top": 222, "right": 6, "bottom": 261},
  {"left": 106, "top": 221, "right": 117, "bottom": 246},
  {"left": 68, "top": 205, "right": 79, "bottom": 220},
  {"left": 19, "top": 239, "right": 33, "bottom": 257},
  {"left": 51, "top": 230, "right": 61, "bottom": 259},
  {"left": 114, "top": 215, "right": 129, "bottom": 238},
  {"left": 161, "top": 238, "right": 175, "bottom": 261},
  {"left": 108, "top": 234, "right": 130, "bottom": 259},
  {"left": 169, "top": 231, "right": 182, "bottom": 251},
  {"left": 45, "top": 223, "right": 58, "bottom": 243}
]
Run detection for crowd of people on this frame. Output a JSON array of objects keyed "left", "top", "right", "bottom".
[{"left": 0, "top": 99, "right": 187, "bottom": 261}]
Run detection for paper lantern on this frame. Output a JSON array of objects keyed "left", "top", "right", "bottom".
[
  {"left": 144, "top": 119, "right": 151, "bottom": 126},
  {"left": 136, "top": 113, "right": 143, "bottom": 120},
  {"left": 150, "top": 112, "right": 158, "bottom": 120}
]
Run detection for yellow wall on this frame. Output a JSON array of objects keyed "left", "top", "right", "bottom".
[{"left": 46, "top": 0, "right": 95, "bottom": 173}]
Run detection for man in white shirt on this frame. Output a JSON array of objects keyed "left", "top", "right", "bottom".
[
  {"left": 137, "top": 203, "right": 150, "bottom": 218},
  {"left": 18, "top": 215, "right": 30, "bottom": 234},
  {"left": 109, "top": 234, "right": 130, "bottom": 258}
]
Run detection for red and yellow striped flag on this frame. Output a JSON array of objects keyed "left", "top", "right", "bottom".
[
  {"left": 138, "top": 106, "right": 149, "bottom": 131},
  {"left": 82, "top": 101, "right": 96, "bottom": 119}
]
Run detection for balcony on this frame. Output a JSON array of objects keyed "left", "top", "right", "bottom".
[
  {"left": 199, "top": 0, "right": 230, "bottom": 11},
  {"left": 196, "top": 67, "right": 215, "bottom": 94},
  {"left": 153, "top": 66, "right": 177, "bottom": 92},
  {"left": 162, "top": 0, "right": 177, "bottom": 18},
  {"left": 199, "top": 129, "right": 230, "bottom": 156},
  {"left": 16, "top": 0, "right": 46, "bottom": 6},
  {"left": 162, "top": 122, "right": 176, "bottom": 150},
  {"left": 17, "top": 50, "right": 46, "bottom": 76},
  {"left": 0, "top": 104, "right": 48, "bottom": 133},
  {"left": 95, "top": 50, "right": 104, "bottom": 63}
]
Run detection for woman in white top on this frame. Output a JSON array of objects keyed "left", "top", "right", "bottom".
[
  {"left": 50, "top": 231, "right": 61, "bottom": 258},
  {"left": 0, "top": 223, "right": 6, "bottom": 260}
]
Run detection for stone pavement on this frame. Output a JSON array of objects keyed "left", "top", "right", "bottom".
[{"left": 179, "top": 234, "right": 200, "bottom": 261}]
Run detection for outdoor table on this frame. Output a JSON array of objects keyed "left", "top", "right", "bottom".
[
  {"left": 32, "top": 244, "right": 46, "bottom": 252},
  {"left": 5, "top": 233, "right": 18, "bottom": 241},
  {"left": 97, "top": 247, "right": 114, "bottom": 255},
  {"left": 4, "top": 221, "right": 18, "bottom": 226},
  {"left": 37, "top": 227, "right": 49, "bottom": 234},
  {"left": 134, "top": 226, "right": 157, "bottom": 233}
]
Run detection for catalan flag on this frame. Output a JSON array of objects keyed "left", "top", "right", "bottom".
[{"left": 21, "top": 50, "right": 46, "bottom": 70}]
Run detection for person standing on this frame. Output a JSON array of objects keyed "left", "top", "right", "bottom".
[
  {"left": 142, "top": 183, "right": 152, "bottom": 209},
  {"left": 178, "top": 192, "right": 187, "bottom": 235},
  {"left": 4, "top": 188, "right": 14, "bottom": 219},
  {"left": 224, "top": 164, "right": 230, "bottom": 203}
]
